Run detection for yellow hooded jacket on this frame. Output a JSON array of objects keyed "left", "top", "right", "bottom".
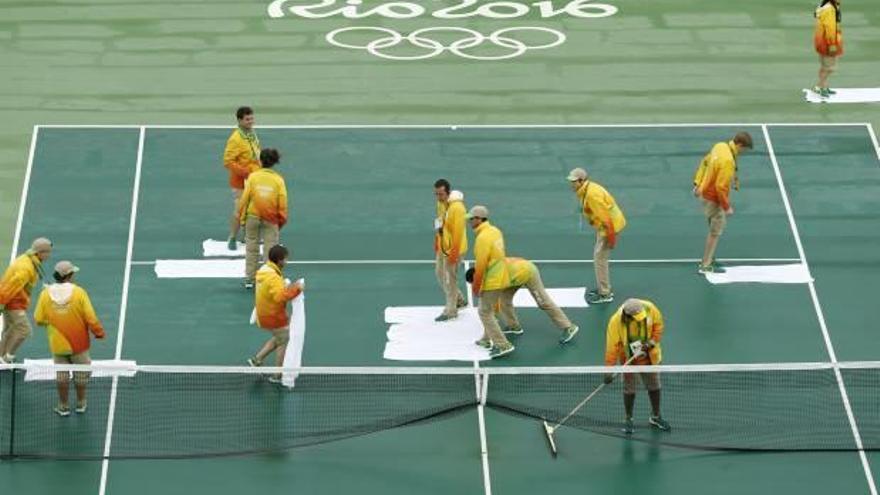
[
  {"left": 223, "top": 127, "right": 261, "bottom": 190},
  {"left": 576, "top": 181, "right": 626, "bottom": 247},
  {"left": 604, "top": 299, "right": 664, "bottom": 366},
  {"left": 435, "top": 191, "right": 468, "bottom": 263},
  {"left": 472, "top": 221, "right": 509, "bottom": 294},
  {"left": 34, "top": 283, "right": 104, "bottom": 355},
  {"left": 694, "top": 141, "right": 739, "bottom": 211},
  {"left": 0, "top": 251, "right": 43, "bottom": 311},
  {"left": 238, "top": 168, "right": 289, "bottom": 227},
  {"left": 814, "top": 2, "right": 843, "bottom": 56},
  {"left": 255, "top": 261, "right": 301, "bottom": 330}
]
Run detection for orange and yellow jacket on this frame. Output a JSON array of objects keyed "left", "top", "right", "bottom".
[
  {"left": 576, "top": 181, "right": 626, "bottom": 247},
  {"left": 223, "top": 127, "right": 261, "bottom": 190},
  {"left": 255, "top": 261, "right": 302, "bottom": 330},
  {"left": 472, "top": 221, "right": 510, "bottom": 294},
  {"left": 434, "top": 191, "right": 468, "bottom": 263},
  {"left": 604, "top": 299, "right": 664, "bottom": 366},
  {"left": 694, "top": 141, "right": 739, "bottom": 211},
  {"left": 238, "top": 168, "right": 289, "bottom": 227},
  {"left": 0, "top": 251, "right": 43, "bottom": 311},
  {"left": 34, "top": 283, "right": 104, "bottom": 356},
  {"left": 814, "top": 3, "right": 843, "bottom": 56},
  {"left": 505, "top": 257, "right": 536, "bottom": 287}
]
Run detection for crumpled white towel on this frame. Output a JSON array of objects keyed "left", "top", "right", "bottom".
[{"left": 803, "top": 88, "right": 880, "bottom": 104}]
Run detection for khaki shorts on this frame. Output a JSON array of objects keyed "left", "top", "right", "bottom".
[
  {"left": 703, "top": 201, "right": 727, "bottom": 236},
  {"left": 53, "top": 351, "right": 91, "bottom": 384},
  {"left": 623, "top": 371, "right": 661, "bottom": 394},
  {"left": 271, "top": 328, "right": 290, "bottom": 346},
  {"left": 2, "top": 309, "right": 32, "bottom": 340},
  {"left": 819, "top": 55, "right": 838, "bottom": 70}
]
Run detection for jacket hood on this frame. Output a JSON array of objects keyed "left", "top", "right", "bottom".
[
  {"left": 449, "top": 190, "right": 464, "bottom": 202},
  {"left": 48, "top": 283, "right": 75, "bottom": 305}
]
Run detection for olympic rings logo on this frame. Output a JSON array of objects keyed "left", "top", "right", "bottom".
[{"left": 326, "top": 26, "right": 566, "bottom": 60}]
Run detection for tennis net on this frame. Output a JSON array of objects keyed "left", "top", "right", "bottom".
[{"left": 1, "top": 361, "right": 878, "bottom": 459}]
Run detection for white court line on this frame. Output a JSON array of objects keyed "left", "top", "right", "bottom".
[
  {"left": 9, "top": 126, "right": 39, "bottom": 264},
  {"left": 98, "top": 126, "right": 145, "bottom": 495},
  {"left": 131, "top": 257, "right": 800, "bottom": 266},
  {"left": 763, "top": 125, "right": 877, "bottom": 495},
  {"left": 867, "top": 123, "right": 880, "bottom": 162},
  {"left": 473, "top": 361, "right": 492, "bottom": 495},
  {"left": 34, "top": 122, "right": 871, "bottom": 130}
]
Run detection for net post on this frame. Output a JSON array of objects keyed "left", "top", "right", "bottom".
[{"left": 7, "top": 367, "right": 16, "bottom": 458}]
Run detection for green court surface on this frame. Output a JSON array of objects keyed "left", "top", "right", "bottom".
[{"left": 2, "top": 124, "right": 880, "bottom": 494}]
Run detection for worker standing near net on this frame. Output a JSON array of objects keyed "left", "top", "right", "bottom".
[
  {"left": 238, "top": 148, "right": 288, "bottom": 289},
  {"left": 224, "top": 106, "right": 261, "bottom": 251},
  {"left": 692, "top": 132, "right": 753, "bottom": 274},
  {"left": 0, "top": 237, "right": 53, "bottom": 364},
  {"left": 468, "top": 205, "right": 515, "bottom": 358},
  {"left": 466, "top": 258, "right": 579, "bottom": 344},
  {"left": 33, "top": 261, "right": 105, "bottom": 416},
  {"left": 604, "top": 298, "right": 670, "bottom": 434},
  {"left": 566, "top": 168, "right": 625, "bottom": 304},
  {"left": 433, "top": 179, "right": 468, "bottom": 322},
  {"left": 813, "top": 0, "right": 843, "bottom": 98},
  {"left": 247, "top": 245, "right": 302, "bottom": 383}
]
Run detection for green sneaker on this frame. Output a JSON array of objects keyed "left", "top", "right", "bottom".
[
  {"left": 587, "top": 292, "right": 614, "bottom": 304},
  {"left": 812, "top": 86, "right": 829, "bottom": 98},
  {"left": 559, "top": 325, "right": 579, "bottom": 345},
  {"left": 489, "top": 345, "right": 515, "bottom": 359},
  {"left": 622, "top": 417, "right": 635, "bottom": 435},
  {"left": 698, "top": 264, "right": 725, "bottom": 274},
  {"left": 227, "top": 237, "right": 237, "bottom": 251},
  {"left": 434, "top": 313, "right": 456, "bottom": 322},
  {"left": 503, "top": 326, "right": 524, "bottom": 336},
  {"left": 475, "top": 338, "right": 493, "bottom": 350},
  {"left": 649, "top": 415, "right": 671, "bottom": 432},
  {"left": 825, "top": 87, "right": 836, "bottom": 95}
]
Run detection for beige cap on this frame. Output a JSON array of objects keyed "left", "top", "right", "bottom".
[
  {"left": 566, "top": 168, "right": 588, "bottom": 181},
  {"left": 31, "top": 237, "right": 53, "bottom": 253},
  {"left": 622, "top": 298, "right": 647, "bottom": 322},
  {"left": 466, "top": 205, "right": 490, "bottom": 219},
  {"left": 54, "top": 261, "right": 79, "bottom": 277}
]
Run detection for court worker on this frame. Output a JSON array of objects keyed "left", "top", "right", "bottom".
[
  {"left": 433, "top": 179, "right": 468, "bottom": 322},
  {"left": 0, "top": 237, "right": 53, "bottom": 363},
  {"left": 224, "top": 106, "right": 261, "bottom": 250},
  {"left": 468, "top": 205, "right": 514, "bottom": 359}
]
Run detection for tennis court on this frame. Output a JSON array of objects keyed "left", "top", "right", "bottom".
[{"left": 1, "top": 123, "right": 879, "bottom": 494}]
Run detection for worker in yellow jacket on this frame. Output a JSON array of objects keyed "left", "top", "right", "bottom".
[
  {"left": 567, "top": 168, "right": 625, "bottom": 304},
  {"left": 433, "top": 179, "right": 468, "bottom": 322},
  {"left": 604, "top": 298, "right": 669, "bottom": 435},
  {"left": 468, "top": 205, "right": 514, "bottom": 358},
  {"left": 466, "top": 257, "right": 580, "bottom": 345},
  {"left": 247, "top": 245, "right": 303, "bottom": 384},
  {"left": 813, "top": 0, "right": 843, "bottom": 97},
  {"left": 224, "top": 106, "right": 261, "bottom": 250},
  {"left": 33, "top": 261, "right": 105, "bottom": 416},
  {"left": 692, "top": 132, "right": 753, "bottom": 273},
  {"left": 0, "top": 237, "right": 52, "bottom": 363},
  {"left": 238, "top": 148, "right": 289, "bottom": 289}
]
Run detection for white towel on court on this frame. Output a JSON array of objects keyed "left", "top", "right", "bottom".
[
  {"left": 803, "top": 88, "right": 880, "bottom": 104},
  {"left": 704, "top": 264, "right": 813, "bottom": 284},
  {"left": 383, "top": 307, "right": 490, "bottom": 362},
  {"left": 22, "top": 359, "right": 137, "bottom": 381}
]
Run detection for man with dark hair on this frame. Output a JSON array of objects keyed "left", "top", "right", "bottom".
[
  {"left": 224, "top": 106, "right": 261, "bottom": 250},
  {"left": 248, "top": 245, "right": 303, "bottom": 383},
  {"left": 692, "top": 132, "right": 753, "bottom": 273},
  {"left": 468, "top": 205, "right": 514, "bottom": 358},
  {"left": 33, "top": 261, "right": 104, "bottom": 416},
  {"left": 0, "top": 237, "right": 52, "bottom": 363},
  {"left": 603, "top": 298, "right": 669, "bottom": 435},
  {"left": 433, "top": 178, "right": 468, "bottom": 322},
  {"left": 238, "top": 148, "right": 288, "bottom": 289}
]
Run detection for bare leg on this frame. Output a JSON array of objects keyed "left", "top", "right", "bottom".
[
  {"left": 56, "top": 374, "right": 70, "bottom": 407},
  {"left": 701, "top": 233, "right": 720, "bottom": 267},
  {"left": 254, "top": 338, "right": 278, "bottom": 363}
]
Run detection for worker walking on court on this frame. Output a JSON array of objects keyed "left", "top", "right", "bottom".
[
  {"left": 433, "top": 179, "right": 468, "bottom": 322},
  {"left": 604, "top": 298, "right": 670, "bottom": 434},
  {"left": 468, "top": 206, "right": 514, "bottom": 358},
  {"left": 0, "top": 237, "right": 53, "bottom": 363},
  {"left": 466, "top": 257, "right": 579, "bottom": 344},
  {"left": 247, "top": 245, "right": 303, "bottom": 383},
  {"left": 224, "top": 106, "right": 261, "bottom": 250},
  {"left": 238, "top": 148, "right": 288, "bottom": 289},
  {"left": 567, "top": 168, "right": 625, "bottom": 304},
  {"left": 693, "top": 132, "right": 753, "bottom": 273},
  {"left": 33, "top": 261, "right": 105, "bottom": 416},
  {"left": 813, "top": 0, "right": 843, "bottom": 98}
]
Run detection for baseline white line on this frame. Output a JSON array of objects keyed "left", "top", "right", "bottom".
[
  {"left": 131, "top": 257, "right": 801, "bottom": 266},
  {"left": 867, "top": 123, "right": 880, "bottom": 162},
  {"left": 9, "top": 126, "right": 39, "bottom": 264},
  {"left": 763, "top": 125, "right": 877, "bottom": 495},
  {"left": 473, "top": 361, "right": 492, "bottom": 495},
  {"left": 34, "top": 122, "right": 870, "bottom": 130},
  {"left": 98, "top": 126, "right": 146, "bottom": 495}
]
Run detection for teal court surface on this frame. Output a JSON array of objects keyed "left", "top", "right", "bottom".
[{"left": 2, "top": 123, "right": 880, "bottom": 494}]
